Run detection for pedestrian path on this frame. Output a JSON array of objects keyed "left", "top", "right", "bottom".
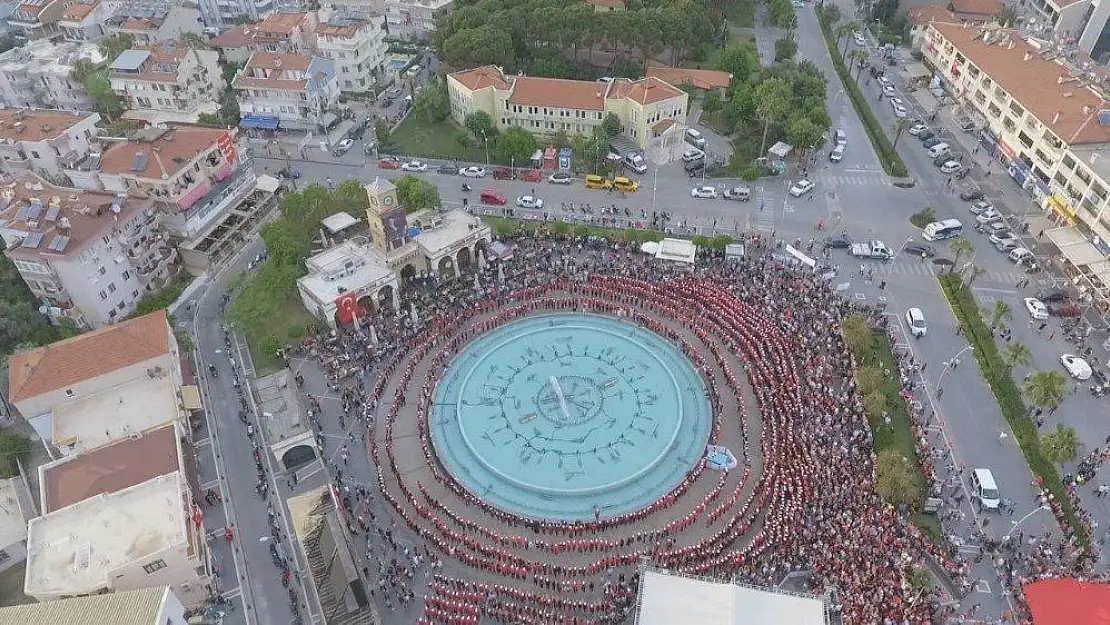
[{"left": 749, "top": 204, "right": 776, "bottom": 233}]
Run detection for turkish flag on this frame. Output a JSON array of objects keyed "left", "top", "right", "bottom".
[
  {"left": 335, "top": 293, "right": 364, "bottom": 325},
  {"left": 191, "top": 503, "right": 203, "bottom": 530}
]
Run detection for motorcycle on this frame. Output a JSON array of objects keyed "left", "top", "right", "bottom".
[
  {"left": 461, "top": 183, "right": 471, "bottom": 192},
  {"left": 208, "top": 364, "right": 218, "bottom": 379}
]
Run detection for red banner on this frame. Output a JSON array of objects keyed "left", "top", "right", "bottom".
[{"left": 334, "top": 293, "right": 365, "bottom": 325}]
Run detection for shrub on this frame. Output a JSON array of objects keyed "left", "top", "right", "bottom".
[
  {"left": 741, "top": 167, "right": 762, "bottom": 181},
  {"left": 938, "top": 274, "right": 1089, "bottom": 550},
  {"left": 910, "top": 207, "right": 936, "bottom": 229}
]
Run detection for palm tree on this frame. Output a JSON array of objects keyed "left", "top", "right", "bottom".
[
  {"left": 1024, "top": 370, "right": 1068, "bottom": 410},
  {"left": 847, "top": 50, "right": 868, "bottom": 80},
  {"left": 965, "top": 265, "right": 987, "bottom": 287},
  {"left": 1000, "top": 342, "right": 1032, "bottom": 369},
  {"left": 988, "top": 300, "right": 1013, "bottom": 331},
  {"left": 1040, "top": 423, "right": 1080, "bottom": 464},
  {"left": 837, "top": 22, "right": 858, "bottom": 57},
  {"left": 948, "top": 238, "right": 974, "bottom": 273},
  {"left": 892, "top": 118, "right": 909, "bottom": 149}
]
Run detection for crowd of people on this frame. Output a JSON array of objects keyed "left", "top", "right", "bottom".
[{"left": 287, "top": 231, "right": 1103, "bottom": 625}]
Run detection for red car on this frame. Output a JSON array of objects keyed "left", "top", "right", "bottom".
[
  {"left": 481, "top": 189, "right": 507, "bottom": 205},
  {"left": 378, "top": 158, "right": 401, "bottom": 170},
  {"left": 492, "top": 167, "right": 513, "bottom": 180},
  {"left": 520, "top": 169, "right": 542, "bottom": 183},
  {"left": 1049, "top": 302, "right": 1082, "bottom": 317}
]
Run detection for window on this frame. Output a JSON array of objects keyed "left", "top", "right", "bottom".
[
  {"left": 30, "top": 150, "right": 39, "bottom": 159},
  {"left": 132, "top": 289, "right": 139, "bottom": 298},
  {"left": 1062, "top": 154, "right": 1076, "bottom": 170},
  {"left": 117, "top": 301, "right": 126, "bottom": 311},
  {"left": 98, "top": 266, "right": 106, "bottom": 276},
  {"left": 108, "top": 282, "right": 116, "bottom": 294},
  {"left": 65, "top": 389, "right": 74, "bottom": 397},
  {"left": 99, "top": 290, "right": 107, "bottom": 300},
  {"left": 142, "top": 559, "right": 167, "bottom": 574},
  {"left": 122, "top": 270, "right": 130, "bottom": 281}
]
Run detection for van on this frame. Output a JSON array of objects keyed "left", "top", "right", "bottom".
[
  {"left": 970, "top": 468, "right": 1001, "bottom": 510},
  {"left": 612, "top": 176, "right": 639, "bottom": 192},
  {"left": 829, "top": 144, "right": 845, "bottom": 162},
  {"left": 834, "top": 129, "right": 846, "bottom": 146},
  {"left": 584, "top": 174, "right": 612, "bottom": 190},
  {"left": 685, "top": 128, "right": 706, "bottom": 148},
  {"left": 905, "top": 307, "right": 927, "bottom": 337},
  {"left": 623, "top": 153, "right": 648, "bottom": 173},
  {"left": 926, "top": 142, "right": 950, "bottom": 158}
]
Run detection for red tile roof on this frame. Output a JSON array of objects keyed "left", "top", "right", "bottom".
[
  {"left": 647, "top": 66, "right": 732, "bottom": 90},
  {"left": 510, "top": 76, "right": 608, "bottom": 110},
  {"left": 609, "top": 77, "right": 685, "bottom": 105},
  {"left": 949, "top": 0, "right": 1003, "bottom": 16},
  {"left": 451, "top": 65, "right": 511, "bottom": 92}
]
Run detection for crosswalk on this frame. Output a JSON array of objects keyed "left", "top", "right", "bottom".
[
  {"left": 865, "top": 260, "right": 1023, "bottom": 285},
  {"left": 747, "top": 205, "right": 776, "bottom": 233},
  {"left": 819, "top": 173, "right": 894, "bottom": 188}
]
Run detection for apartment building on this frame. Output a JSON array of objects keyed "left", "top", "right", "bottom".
[
  {"left": 5, "top": 308, "right": 183, "bottom": 436},
  {"left": 109, "top": 42, "right": 224, "bottom": 122},
  {"left": 315, "top": 9, "right": 387, "bottom": 93},
  {"left": 0, "top": 109, "right": 100, "bottom": 180},
  {"left": 0, "top": 174, "right": 174, "bottom": 328},
  {"left": 386, "top": 0, "right": 451, "bottom": 36},
  {"left": 6, "top": 0, "right": 65, "bottom": 40},
  {"left": 908, "top": 4, "right": 997, "bottom": 51},
  {"left": 0, "top": 477, "right": 35, "bottom": 574},
  {"left": 58, "top": 0, "right": 118, "bottom": 40},
  {"left": 0, "top": 38, "right": 105, "bottom": 110},
  {"left": 233, "top": 51, "right": 340, "bottom": 131},
  {"left": 448, "top": 65, "right": 689, "bottom": 151},
  {"left": 104, "top": 0, "right": 204, "bottom": 45},
  {"left": 921, "top": 21, "right": 1110, "bottom": 302},
  {"left": 199, "top": 0, "right": 311, "bottom": 29},
  {"left": 0, "top": 587, "right": 190, "bottom": 625},
  {"left": 1016, "top": 0, "right": 1090, "bottom": 39}
]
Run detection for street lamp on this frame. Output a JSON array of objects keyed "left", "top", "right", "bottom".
[
  {"left": 480, "top": 130, "right": 489, "bottom": 167},
  {"left": 936, "top": 344, "right": 974, "bottom": 390},
  {"left": 894, "top": 235, "right": 914, "bottom": 257},
  {"left": 1002, "top": 505, "right": 1050, "bottom": 542}
]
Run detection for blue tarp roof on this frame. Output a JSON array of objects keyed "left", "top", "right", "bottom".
[{"left": 239, "top": 115, "right": 280, "bottom": 130}]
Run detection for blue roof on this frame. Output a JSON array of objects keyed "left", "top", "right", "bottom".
[
  {"left": 240, "top": 115, "right": 280, "bottom": 130},
  {"left": 109, "top": 49, "right": 151, "bottom": 72}
]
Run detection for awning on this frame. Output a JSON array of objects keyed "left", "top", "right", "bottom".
[
  {"left": 784, "top": 244, "right": 817, "bottom": 269},
  {"left": 240, "top": 115, "right": 280, "bottom": 130},
  {"left": 1045, "top": 226, "right": 1105, "bottom": 266},
  {"left": 181, "top": 385, "right": 202, "bottom": 410}
]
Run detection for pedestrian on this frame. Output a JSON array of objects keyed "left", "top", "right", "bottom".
[
  {"left": 879, "top": 280, "right": 886, "bottom": 290},
  {"left": 999, "top": 430, "right": 1008, "bottom": 445},
  {"left": 920, "top": 361, "right": 927, "bottom": 373},
  {"left": 956, "top": 325, "right": 964, "bottom": 336},
  {"left": 937, "top": 387, "right": 944, "bottom": 398}
]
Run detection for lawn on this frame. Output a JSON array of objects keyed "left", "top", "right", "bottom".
[
  {"left": 242, "top": 294, "right": 315, "bottom": 377},
  {"left": 388, "top": 116, "right": 490, "bottom": 163},
  {"left": 725, "top": 0, "right": 756, "bottom": 28},
  {"left": 857, "top": 328, "right": 942, "bottom": 541}
]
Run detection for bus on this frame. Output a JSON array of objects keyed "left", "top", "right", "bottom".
[{"left": 922, "top": 218, "right": 964, "bottom": 241}]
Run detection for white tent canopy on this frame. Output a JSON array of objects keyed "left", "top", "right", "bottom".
[
  {"left": 635, "top": 570, "right": 827, "bottom": 625},
  {"left": 655, "top": 237, "right": 696, "bottom": 264}
]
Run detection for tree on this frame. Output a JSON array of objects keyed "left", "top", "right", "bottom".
[
  {"left": 394, "top": 175, "right": 441, "bottom": 211},
  {"left": 0, "top": 432, "right": 31, "bottom": 477},
  {"left": 69, "top": 59, "right": 98, "bottom": 83},
  {"left": 988, "top": 300, "right": 1013, "bottom": 331},
  {"left": 85, "top": 71, "right": 124, "bottom": 121},
  {"left": 600, "top": 112, "right": 624, "bottom": 140},
  {"left": 874, "top": 449, "right": 923, "bottom": 509},
  {"left": 441, "top": 25, "right": 514, "bottom": 70},
  {"left": 819, "top": 3, "right": 842, "bottom": 27},
  {"left": 375, "top": 118, "right": 391, "bottom": 146},
  {"left": 847, "top": 50, "right": 868, "bottom": 81},
  {"left": 774, "top": 37, "right": 798, "bottom": 62},
  {"left": 712, "top": 40, "right": 760, "bottom": 85},
  {"left": 786, "top": 115, "right": 824, "bottom": 159},
  {"left": 842, "top": 315, "right": 873, "bottom": 355},
  {"left": 412, "top": 81, "right": 450, "bottom": 124},
  {"left": 464, "top": 111, "right": 495, "bottom": 140},
  {"left": 1040, "top": 423, "right": 1080, "bottom": 464},
  {"left": 836, "top": 22, "right": 857, "bottom": 57},
  {"left": 906, "top": 566, "right": 934, "bottom": 595},
  {"left": 1000, "top": 342, "right": 1032, "bottom": 370},
  {"left": 495, "top": 127, "right": 539, "bottom": 166},
  {"left": 98, "top": 33, "right": 134, "bottom": 62},
  {"left": 703, "top": 90, "right": 723, "bottom": 115},
  {"left": 948, "top": 238, "right": 974, "bottom": 273},
  {"left": 891, "top": 118, "right": 909, "bottom": 149},
  {"left": 857, "top": 366, "right": 885, "bottom": 396},
  {"left": 1024, "top": 370, "right": 1068, "bottom": 410},
  {"left": 754, "top": 77, "right": 792, "bottom": 156},
  {"left": 965, "top": 265, "right": 987, "bottom": 287}
]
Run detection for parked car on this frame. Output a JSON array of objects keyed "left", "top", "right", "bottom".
[
  {"left": 823, "top": 234, "right": 852, "bottom": 250},
  {"left": 437, "top": 164, "right": 459, "bottom": 175},
  {"left": 1060, "top": 354, "right": 1093, "bottom": 380},
  {"left": 903, "top": 242, "right": 935, "bottom": 257},
  {"left": 401, "top": 160, "right": 428, "bottom": 172},
  {"left": 940, "top": 160, "right": 962, "bottom": 174},
  {"left": 992, "top": 233, "right": 1019, "bottom": 251},
  {"left": 975, "top": 209, "right": 1002, "bottom": 224},
  {"left": 1023, "top": 297, "right": 1049, "bottom": 320},
  {"left": 378, "top": 157, "right": 401, "bottom": 170},
  {"left": 960, "top": 188, "right": 985, "bottom": 202},
  {"left": 492, "top": 167, "right": 514, "bottom": 180},
  {"left": 460, "top": 166, "right": 487, "bottom": 178},
  {"left": 682, "top": 148, "right": 705, "bottom": 162},
  {"left": 854, "top": 33, "right": 866, "bottom": 45},
  {"left": 883, "top": 84, "right": 896, "bottom": 96},
  {"left": 934, "top": 153, "right": 957, "bottom": 167},
  {"left": 480, "top": 189, "right": 507, "bottom": 205},
  {"left": 548, "top": 171, "right": 573, "bottom": 184},
  {"left": 515, "top": 195, "right": 544, "bottom": 209},
  {"left": 520, "top": 169, "right": 543, "bottom": 182},
  {"left": 789, "top": 179, "right": 815, "bottom": 197},
  {"left": 909, "top": 123, "right": 929, "bottom": 136},
  {"left": 691, "top": 186, "right": 717, "bottom": 199},
  {"left": 958, "top": 118, "right": 977, "bottom": 132},
  {"left": 922, "top": 136, "right": 943, "bottom": 149},
  {"left": 918, "top": 129, "right": 937, "bottom": 142},
  {"left": 334, "top": 138, "right": 354, "bottom": 155},
  {"left": 1036, "top": 287, "right": 1070, "bottom": 302},
  {"left": 970, "top": 200, "right": 993, "bottom": 214}
]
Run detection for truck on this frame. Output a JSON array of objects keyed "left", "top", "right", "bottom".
[
  {"left": 850, "top": 240, "right": 893, "bottom": 260},
  {"left": 623, "top": 152, "right": 648, "bottom": 174},
  {"left": 609, "top": 136, "right": 647, "bottom": 173},
  {"left": 723, "top": 186, "right": 751, "bottom": 201}
]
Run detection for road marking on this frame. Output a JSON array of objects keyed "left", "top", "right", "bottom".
[
  {"left": 844, "top": 168, "right": 881, "bottom": 173},
  {"left": 202, "top": 479, "right": 220, "bottom": 490},
  {"left": 222, "top": 587, "right": 242, "bottom": 599},
  {"left": 195, "top": 438, "right": 211, "bottom": 448},
  {"left": 971, "top": 286, "right": 1018, "bottom": 294},
  {"left": 854, "top": 292, "right": 867, "bottom": 300},
  {"left": 974, "top": 580, "right": 992, "bottom": 594}
]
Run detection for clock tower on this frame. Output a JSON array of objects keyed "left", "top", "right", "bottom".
[{"left": 364, "top": 177, "right": 410, "bottom": 253}]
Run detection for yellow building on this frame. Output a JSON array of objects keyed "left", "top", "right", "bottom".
[{"left": 447, "top": 65, "right": 688, "bottom": 152}]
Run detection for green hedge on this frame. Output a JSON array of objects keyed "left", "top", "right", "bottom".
[
  {"left": 817, "top": 16, "right": 909, "bottom": 178},
  {"left": 938, "top": 274, "right": 1090, "bottom": 550}
]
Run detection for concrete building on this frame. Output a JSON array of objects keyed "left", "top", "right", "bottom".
[
  {"left": 0, "top": 109, "right": 100, "bottom": 181},
  {"left": 385, "top": 0, "right": 451, "bottom": 36},
  {"left": 1016, "top": 0, "right": 1090, "bottom": 39},
  {"left": 104, "top": 0, "right": 204, "bottom": 45},
  {"left": 921, "top": 21, "right": 1110, "bottom": 304},
  {"left": 58, "top": 0, "right": 119, "bottom": 41},
  {"left": 5, "top": 309, "right": 183, "bottom": 433},
  {"left": 447, "top": 65, "right": 689, "bottom": 152},
  {"left": 6, "top": 0, "right": 65, "bottom": 40},
  {"left": 0, "top": 477, "right": 36, "bottom": 574},
  {"left": 0, "top": 39, "right": 105, "bottom": 111},
  {"left": 0, "top": 173, "right": 175, "bottom": 328},
  {"left": 24, "top": 471, "right": 208, "bottom": 602},
  {"left": 908, "top": 5, "right": 997, "bottom": 51},
  {"left": 208, "top": 10, "right": 318, "bottom": 62},
  {"left": 108, "top": 42, "right": 224, "bottom": 124},
  {"left": 315, "top": 8, "right": 387, "bottom": 93},
  {"left": 233, "top": 51, "right": 339, "bottom": 131},
  {"left": 0, "top": 586, "right": 188, "bottom": 625},
  {"left": 47, "top": 376, "right": 187, "bottom": 455},
  {"left": 176, "top": 173, "right": 279, "bottom": 273},
  {"left": 298, "top": 178, "right": 491, "bottom": 327},
  {"left": 199, "top": 0, "right": 311, "bottom": 30}
]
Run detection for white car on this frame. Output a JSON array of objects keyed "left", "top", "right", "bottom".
[
  {"left": 548, "top": 171, "right": 573, "bottom": 184},
  {"left": 691, "top": 186, "right": 717, "bottom": 199},
  {"left": 459, "top": 166, "right": 486, "bottom": 178},
  {"left": 970, "top": 200, "right": 993, "bottom": 214},
  {"left": 975, "top": 209, "right": 1002, "bottom": 224},
  {"left": 905, "top": 307, "right": 927, "bottom": 337},
  {"left": 893, "top": 106, "right": 908, "bottom": 119},
  {"left": 1060, "top": 354, "right": 1093, "bottom": 380},
  {"left": 516, "top": 195, "right": 544, "bottom": 209},
  {"left": 877, "top": 75, "right": 890, "bottom": 85},
  {"left": 789, "top": 179, "right": 815, "bottom": 197},
  {"left": 682, "top": 148, "right": 705, "bottom": 162},
  {"left": 401, "top": 160, "right": 427, "bottom": 172},
  {"left": 992, "top": 233, "right": 1018, "bottom": 251},
  {"left": 909, "top": 123, "right": 928, "bottom": 136},
  {"left": 883, "top": 84, "right": 896, "bottom": 96},
  {"left": 1023, "top": 297, "right": 1049, "bottom": 320},
  {"left": 940, "top": 160, "right": 962, "bottom": 174}
]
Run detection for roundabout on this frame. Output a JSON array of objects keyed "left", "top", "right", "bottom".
[{"left": 429, "top": 313, "right": 712, "bottom": 520}]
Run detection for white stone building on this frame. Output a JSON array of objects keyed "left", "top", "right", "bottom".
[
  {"left": 109, "top": 42, "right": 224, "bottom": 123},
  {"left": 57, "top": 0, "right": 119, "bottom": 41},
  {"left": 233, "top": 52, "right": 339, "bottom": 131},
  {"left": 0, "top": 39, "right": 105, "bottom": 111},
  {"left": 314, "top": 8, "right": 386, "bottom": 93},
  {"left": 0, "top": 109, "right": 100, "bottom": 181},
  {"left": 386, "top": 0, "right": 452, "bottom": 37},
  {"left": 104, "top": 0, "right": 204, "bottom": 45}
]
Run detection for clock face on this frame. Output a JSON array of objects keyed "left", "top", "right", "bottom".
[{"left": 383, "top": 195, "right": 394, "bottom": 206}]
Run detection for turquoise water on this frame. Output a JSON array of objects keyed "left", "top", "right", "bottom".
[{"left": 429, "top": 314, "right": 711, "bottom": 521}]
